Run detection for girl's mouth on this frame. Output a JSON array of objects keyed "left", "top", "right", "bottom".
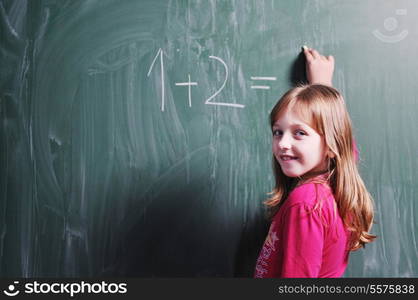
[{"left": 280, "top": 155, "right": 298, "bottom": 161}]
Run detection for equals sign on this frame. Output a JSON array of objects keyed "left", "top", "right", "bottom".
[{"left": 250, "top": 76, "right": 277, "bottom": 90}]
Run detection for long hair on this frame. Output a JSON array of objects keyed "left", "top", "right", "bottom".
[{"left": 265, "top": 84, "right": 376, "bottom": 251}]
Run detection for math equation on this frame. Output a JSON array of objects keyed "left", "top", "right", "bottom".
[{"left": 147, "top": 48, "right": 277, "bottom": 111}]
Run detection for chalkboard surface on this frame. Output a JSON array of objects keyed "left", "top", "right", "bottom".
[{"left": 1, "top": 0, "right": 417, "bottom": 277}]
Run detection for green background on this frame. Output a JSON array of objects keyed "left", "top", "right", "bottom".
[{"left": 1, "top": 0, "right": 417, "bottom": 277}]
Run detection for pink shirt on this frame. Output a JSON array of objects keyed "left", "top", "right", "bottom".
[{"left": 254, "top": 181, "right": 350, "bottom": 278}]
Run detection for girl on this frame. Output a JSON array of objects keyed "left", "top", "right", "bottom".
[{"left": 254, "top": 47, "right": 376, "bottom": 278}]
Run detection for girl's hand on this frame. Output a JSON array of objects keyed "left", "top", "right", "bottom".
[{"left": 303, "top": 46, "right": 334, "bottom": 86}]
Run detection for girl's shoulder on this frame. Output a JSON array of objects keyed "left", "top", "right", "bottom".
[{"left": 285, "top": 180, "right": 333, "bottom": 209}]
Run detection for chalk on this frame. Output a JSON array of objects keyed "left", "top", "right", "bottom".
[{"left": 302, "top": 45, "right": 308, "bottom": 51}]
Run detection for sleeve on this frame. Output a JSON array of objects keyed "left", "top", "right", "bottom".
[{"left": 279, "top": 203, "right": 325, "bottom": 278}]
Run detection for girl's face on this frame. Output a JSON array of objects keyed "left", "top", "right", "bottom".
[{"left": 272, "top": 110, "right": 328, "bottom": 178}]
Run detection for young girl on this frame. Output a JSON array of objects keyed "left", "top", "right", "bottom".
[{"left": 254, "top": 47, "right": 376, "bottom": 278}]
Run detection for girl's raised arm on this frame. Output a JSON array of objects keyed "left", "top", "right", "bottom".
[
  {"left": 303, "top": 46, "right": 359, "bottom": 162},
  {"left": 303, "top": 46, "right": 334, "bottom": 86}
]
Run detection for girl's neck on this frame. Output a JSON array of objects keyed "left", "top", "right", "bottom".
[{"left": 296, "top": 170, "right": 330, "bottom": 187}]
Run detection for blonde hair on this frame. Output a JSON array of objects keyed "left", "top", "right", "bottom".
[{"left": 266, "top": 84, "right": 376, "bottom": 251}]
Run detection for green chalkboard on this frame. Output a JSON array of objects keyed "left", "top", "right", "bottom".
[{"left": 1, "top": 0, "right": 417, "bottom": 277}]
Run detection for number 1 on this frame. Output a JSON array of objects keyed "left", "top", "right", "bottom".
[{"left": 147, "top": 48, "right": 165, "bottom": 111}]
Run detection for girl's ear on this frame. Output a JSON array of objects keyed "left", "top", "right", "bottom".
[{"left": 327, "top": 150, "right": 335, "bottom": 158}]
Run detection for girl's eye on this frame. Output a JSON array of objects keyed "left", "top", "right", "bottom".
[
  {"left": 296, "top": 130, "right": 306, "bottom": 135},
  {"left": 272, "top": 129, "right": 306, "bottom": 137},
  {"left": 272, "top": 129, "right": 282, "bottom": 136}
]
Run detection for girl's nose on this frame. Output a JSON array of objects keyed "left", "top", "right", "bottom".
[{"left": 278, "top": 134, "right": 291, "bottom": 150}]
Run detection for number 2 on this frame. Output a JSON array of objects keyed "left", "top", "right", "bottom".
[{"left": 205, "top": 56, "right": 245, "bottom": 108}]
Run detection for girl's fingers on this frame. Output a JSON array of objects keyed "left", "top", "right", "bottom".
[
  {"left": 304, "top": 47, "right": 314, "bottom": 61},
  {"left": 311, "top": 49, "right": 320, "bottom": 59},
  {"left": 304, "top": 47, "right": 333, "bottom": 65}
]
